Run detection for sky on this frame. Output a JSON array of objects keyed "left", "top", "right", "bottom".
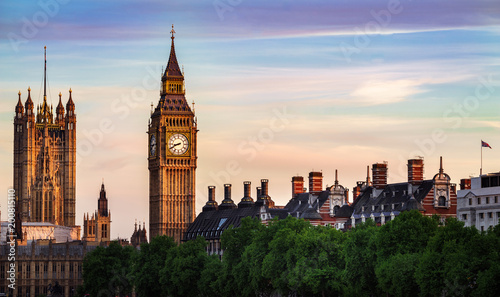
[{"left": 0, "top": 0, "right": 499, "bottom": 240}]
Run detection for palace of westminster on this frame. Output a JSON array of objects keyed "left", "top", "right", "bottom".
[{"left": 2, "top": 28, "right": 500, "bottom": 296}]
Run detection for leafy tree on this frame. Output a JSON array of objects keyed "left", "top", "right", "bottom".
[
  {"left": 133, "top": 235, "right": 177, "bottom": 297},
  {"left": 80, "top": 241, "right": 136, "bottom": 297},
  {"left": 342, "top": 220, "right": 379, "bottom": 297},
  {"left": 261, "top": 217, "right": 312, "bottom": 295},
  {"left": 160, "top": 236, "right": 209, "bottom": 297},
  {"left": 287, "top": 226, "right": 346, "bottom": 296},
  {"left": 374, "top": 210, "right": 438, "bottom": 260},
  {"left": 415, "top": 218, "right": 487, "bottom": 297},
  {"left": 473, "top": 224, "right": 500, "bottom": 296},
  {"left": 375, "top": 253, "right": 420, "bottom": 297},
  {"left": 374, "top": 210, "right": 438, "bottom": 296},
  {"left": 219, "top": 217, "right": 264, "bottom": 297},
  {"left": 198, "top": 254, "right": 223, "bottom": 297}
]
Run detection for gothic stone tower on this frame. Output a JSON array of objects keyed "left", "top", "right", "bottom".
[
  {"left": 13, "top": 47, "right": 76, "bottom": 232},
  {"left": 148, "top": 26, "right": 197, "bottom": 243},
  {"left": 83, "top": 183, "right": 111, "bottom": 242}
]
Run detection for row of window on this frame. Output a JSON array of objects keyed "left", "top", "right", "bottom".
[
  {"left": 462, "top": 211, "right": 500, "bottom": 221},
  {"left": 0, "top": 263, "right": 81, "bottom": 279},
  {"left": 468, "top": 196, "right": 499, "bottom": 206},
  {"left": 165, "top": 117, "right": 191, "bottom": 127},
  {"left": 16, "top": 122, "right": 74, "bottom": 130},
  {"left": 362, "top": 203, "right": 400, "bottom": 212},
  {"left": 2, "top": 285, "right": 77, "bottom": 297}
]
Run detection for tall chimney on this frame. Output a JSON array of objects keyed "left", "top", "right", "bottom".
[
  {"left": 372, "top": 162, "right": 388, "bottom": 189},
  {"left": 308, "top": 171, "right": 323, "bottom": 195},
  {"left": 224, "top": 184, "right": 231, "bottom": 201},
  {"left": 352, "top": 181, "right": 363, "bottom": 202},
  {"left": 261, "top": 179, "right": 269, "bottom": 197},
  {"left": 202, "top": 186, "right": 218, "bottom": 212},
  {"left": 209, "top": 186, "right": 215, "bottom": 201},
  {"left": 255, "top": 179, "right": 275, "bottom": 207},
  {"left": 292, "top": 176, "right": 304, "bottom": 198},
  {"left": 219, "top": 184, "right": 236, "bottom": 210},
  {"left": 243, "top": 181, "right": 251, "bottom": 197},
  {"left": 460, "top": 178, "right": 471, "bottom": 190},
  {"left": 238, "top": 181, "right": 255, "bottom": 208},
  {"left": 408, "top": 158, "right": 424, "bottom": 186}
]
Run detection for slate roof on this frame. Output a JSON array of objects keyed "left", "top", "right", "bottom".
[
  {"left": 159, "top": 94, "right": 192, "bottom": 113},
  {"left": 346, "top": 180, "right": 433, "bottom": 227},
  {"left": 284, "top": 191, "right": 329, "bottom": 215},
  {"left": 164, "top": 37, "right": 183, "bottom": 78},
  {"left": 184, "top": 206, "right": 261, "bottom": 241},
  {"left": 186, "top": 188, "right": 354, "bottom": 242}
]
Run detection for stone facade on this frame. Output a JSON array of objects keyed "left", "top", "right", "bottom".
[
  {"left": 82, "top": 183, "right": 111, "bottom": 242},
  {"left": 457, "top": 172, "right": 500, "bottom": 231},
  {"left": 0, "top": 240, "right": 99, "bottom": 297},
  {"left": 13, "top": 47, "right": 77, "bottom": 235}
]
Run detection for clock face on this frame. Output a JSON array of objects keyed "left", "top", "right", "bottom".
[
  {"left": 150, "top": 134, "right": 157, "bottom": 156},
  {"left": 168, "top": 133, "right": 189, "bottom": 155}
]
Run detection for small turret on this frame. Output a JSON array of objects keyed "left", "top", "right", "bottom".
[
  {"left": 98, "top": 182, "right": 108, "bottom": 217},
  {"left": 66, "top": 88, "right": 75, "bottom": 114},
  {"left": 15, "top": 91, "right": 24, "bottom": 118},
  {"left": 25, "top": 87, "right": 34, "bottom": 114},
  {"left": 56, "top": 92, "right": 65, "bottom": 124}
]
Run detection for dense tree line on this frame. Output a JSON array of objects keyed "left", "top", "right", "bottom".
[{"left": 78, "top": 211, "right": 500, "bottom": 296}]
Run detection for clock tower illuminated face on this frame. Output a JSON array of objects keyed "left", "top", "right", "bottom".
[
  {"left": 168, "top": 133, "right": 189, "bottom": 155},
  {"left": 148, "top": 26, "right": 197, "bottom": 243}
]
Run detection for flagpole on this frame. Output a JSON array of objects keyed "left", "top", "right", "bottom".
[{"left": 480, "top": 142, "right": 483, "bottom": 176}]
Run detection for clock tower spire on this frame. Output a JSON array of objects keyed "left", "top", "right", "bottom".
[{"left": 149, "top": 26, "right": 197, "bottom": 243}]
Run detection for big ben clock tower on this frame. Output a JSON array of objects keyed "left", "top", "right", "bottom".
[{"left": 148, "top": 26, "right": 197, "bottom": 243}]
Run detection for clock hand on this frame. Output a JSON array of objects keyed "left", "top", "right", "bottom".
[{"left": 169, "top": 142, "right": 181, "bottom": 149}]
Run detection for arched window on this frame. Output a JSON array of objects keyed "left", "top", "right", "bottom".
[
  {"left": 333, "top": 205, "right": 340, "bottom": 215},
  {"left": 438, "top": 196, "right": 446, "bottom": 207}
]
